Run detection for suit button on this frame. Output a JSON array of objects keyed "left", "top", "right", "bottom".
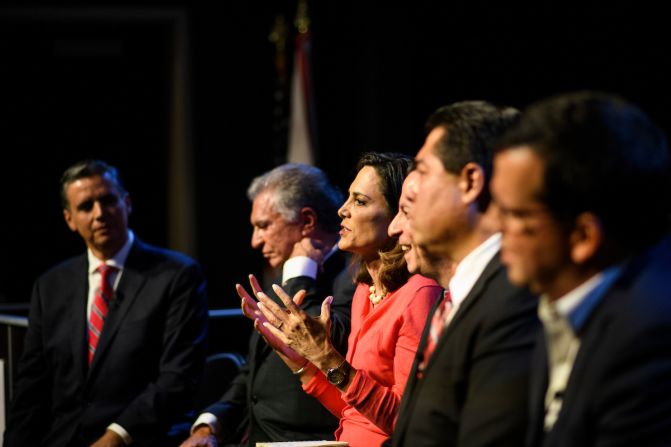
[{"left": 251, "top": 395, "right": 258, "bottom": 404}]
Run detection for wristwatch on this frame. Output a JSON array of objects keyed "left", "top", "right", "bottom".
[{"left": 326, "top": 359, "right": 350, "bottom": 387}]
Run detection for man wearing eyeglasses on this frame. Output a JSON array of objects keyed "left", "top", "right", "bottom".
[{"left": 491, "top": 91, "right": 671, "bottom": 446}]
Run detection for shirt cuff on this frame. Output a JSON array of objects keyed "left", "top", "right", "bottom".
[
  {"left": 342, "top": 368, "right": 370, "bottom": 403},
  {"left": 107, "top": 423, "right": 132, "bottom": 445},
  {"left": 282, "top": 256, "right": 318, "bottom": 283},
  {"left": 192, "top": 412, "right": 219, "bottom": 435}
]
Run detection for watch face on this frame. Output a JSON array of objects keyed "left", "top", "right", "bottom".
[
  {"left": 327, "top": 368, "right": 346, "bottom": 386},
  {"left": 327, "top": 361, "right": 350, "bottom": 386}
]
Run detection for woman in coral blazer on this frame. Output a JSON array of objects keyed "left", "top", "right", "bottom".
[{"left": 248, "top": 152, "right": 442, "bottom": 447}]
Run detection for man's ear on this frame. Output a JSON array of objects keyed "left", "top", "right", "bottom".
[
  {"left": 63, "top": 208, "right": 77, "bottom": 232},
  {"left": 299, "top": 207, "right": 318, "bottom": 236},
  {"left": 124, "top": 193, "right": 132, "bottom": 215},
  {"left": 459, "top": 162, "right": 485, "bottom": 206},
  {"left": 570, "top": 212, "right": 604, "bottom": 265}
]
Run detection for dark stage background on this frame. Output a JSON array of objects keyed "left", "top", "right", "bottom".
[{"left": 0, "top": 2, "right": 668, "bottom": 308}]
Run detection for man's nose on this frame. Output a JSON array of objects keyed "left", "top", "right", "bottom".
[
  {"left": 92, "top": 201, "right": 104, "bottom": 219},
  {"left": 251, "top": 228, "right": 263, "bottom": 249},
  {"left": 388, "top": 214, "right": 402, "bottom": 238}
]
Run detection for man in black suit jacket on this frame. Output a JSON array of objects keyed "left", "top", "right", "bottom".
[
  {"left": 181, "top": 164, "right": 354, "bottom": 446},
  {"left": 4, "top": 160, "right": 208, "bottom": 447},
  {"left": 491, "top": 91, "right": 671, "bottom": 446},
  {"left": 390, "top": 101, "right": 540, "bottom": 447}
]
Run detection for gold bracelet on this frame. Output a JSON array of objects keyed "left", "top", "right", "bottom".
[{"left": 292, "top": 361, "right": 310, "bottom": 375}]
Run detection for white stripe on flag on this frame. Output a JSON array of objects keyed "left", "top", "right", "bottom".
[{"left": 288, "top": 34, "right": 314, "bottom": 165}]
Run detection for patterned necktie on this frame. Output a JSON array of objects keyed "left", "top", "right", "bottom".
[
  {"left": 88, "top": 264, "right": 116, "bottom": 365},
  {"left": 418, "top": 290, "right": 453, "bottom": 377}
]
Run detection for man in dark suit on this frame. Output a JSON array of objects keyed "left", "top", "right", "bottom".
[
  {"left": 4, "top": 160, "right": 209, "bottom": 447},
  {"left": 491, "top": 91, "right": 671, "bottom": 446},
  {"left": 181, "top": 164, "right": 354, "bottom": 446},
  {"left": 390, "top": 101, "right": 540, "bottom": 447}
]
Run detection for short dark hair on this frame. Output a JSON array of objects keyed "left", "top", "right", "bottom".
[
  {"left": 247, "top": 163, "right": 343, "bottom": 233},
  {"left": 426, "top": 101, "right": 520, "bottom": 211},
  {"left": 60, "top": 160, "right": 127, "bottom": 209},
  {"left": 496, "top": 91, "right": 670, "bottom": 252},
  {"left": 353, "top": 152, "right": 413, "bottom": 293}
]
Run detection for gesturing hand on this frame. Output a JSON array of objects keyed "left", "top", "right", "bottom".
[
  {"left": 237, "top": 275, "right": 307, "bottom": 369},
  {"left": 236, "top": 274, "right": 265, "bottom": 321},
  {"left": 256, "top": 283, "right": 334, "bottom": 365}
]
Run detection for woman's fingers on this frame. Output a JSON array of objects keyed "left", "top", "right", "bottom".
[
  {"left": 236, "top": 283, "right": 258, "bottom": 319},
  {"left": 261, "top": 319, "right": 291, "bottom": 345},
  {"left": 293, "top": 289, "right": 307, "bottom": 306},
  {"left": 271, "top": 284, "right": 302, "bottom": 314},
  {"left": 320, "top": 296, "right": 333, "bottom": 326},
  {"left": 248, "top": 274, "right": 263, "bottom": 297},
  {"left": 256, "top": 299, "right": 286, "bottom": 329}
]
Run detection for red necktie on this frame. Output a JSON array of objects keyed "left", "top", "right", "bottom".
[
  {"left": 418, "top": 290, "right": 452, "bottom": 377},
  {"left": 88, "top": 264, "right": 116, "bottom": 365}
]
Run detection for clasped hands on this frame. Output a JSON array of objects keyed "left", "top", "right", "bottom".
[{"left": 236, "top": 274, "right": 334, "bottom": 369}]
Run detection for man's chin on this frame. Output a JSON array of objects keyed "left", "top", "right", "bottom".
[
  {"left": 92, "top": 234, "right": 125, "bottom": 255},
  {"left": 267, "top": 257, "right": 284, "bottom": 269},
  {"left": 505, "top": 267, "right": 531, "bottom": 289}
]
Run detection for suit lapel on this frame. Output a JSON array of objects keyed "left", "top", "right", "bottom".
[
  {"left": 70, "top": 255, "right": 90, "bottom": 384},
  {"left": 87, "top": 242, "right": 147, "bottom": 380}
]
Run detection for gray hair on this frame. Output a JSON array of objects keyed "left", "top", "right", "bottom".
[{"left": 247, "top": 163, "right": 343, "bottom": 233}]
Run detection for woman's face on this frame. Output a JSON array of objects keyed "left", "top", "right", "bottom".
[{"left": 338, "top": 166, "right": 393, "bottom": 259}]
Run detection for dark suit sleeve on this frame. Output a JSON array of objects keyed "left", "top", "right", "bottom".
[
  {"left": 4, "top": 281, "right": 51, "bottom": 446},
  {"left": 456, "top": 283, "right": 539, "bottom": 447},
  {"left": 115, "top": 262, "right": 209, "bottom": 443}
]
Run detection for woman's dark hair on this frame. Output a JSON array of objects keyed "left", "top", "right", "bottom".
[{"left": 351, "top": 152, "right": 413, "bottom": 293}]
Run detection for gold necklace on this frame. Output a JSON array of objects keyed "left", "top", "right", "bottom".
[{"left": 368, "top": 285, "right": 386, "bottom": 305}]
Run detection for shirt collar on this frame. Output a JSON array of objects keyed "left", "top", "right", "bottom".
[
  {"left": 448, "top": 233, "right": 501, "bottom": 309},
  {"left": 87, "top": 230, "right": 135, "bottom": 274},
  {"left": 539, "top": 263, "right": 623, "bottom": 332}
]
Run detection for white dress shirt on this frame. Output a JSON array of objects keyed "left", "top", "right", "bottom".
[{"left": 446, "top": 233, "right": 501, "bottom": 327}]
